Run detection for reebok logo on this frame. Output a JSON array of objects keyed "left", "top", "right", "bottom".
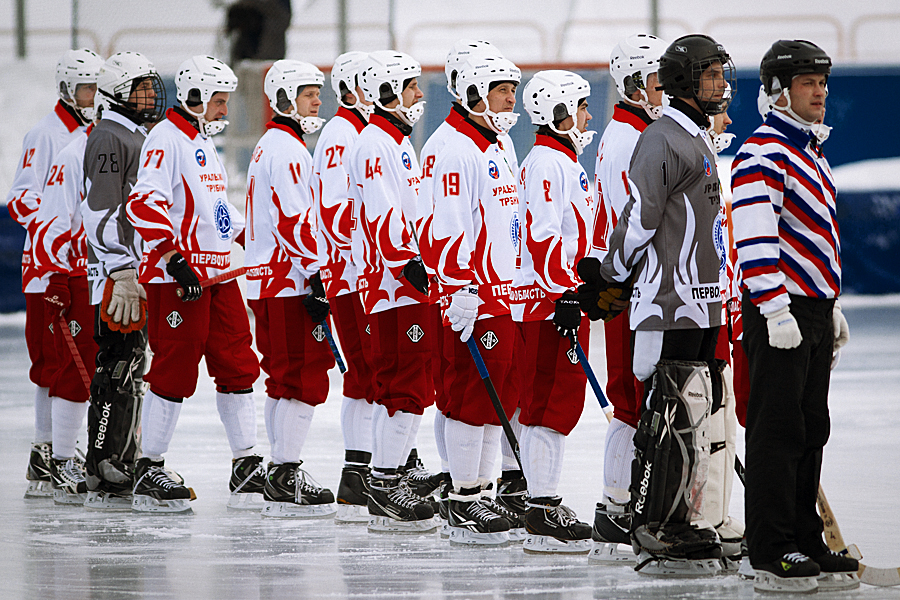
[
  {"left": 634, "top": 461, "right": 652, "bottom": 515},
  {"left": 94, "top": 402, "right": 112, "bottom": 449}
]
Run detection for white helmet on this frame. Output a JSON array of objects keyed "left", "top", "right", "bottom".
[
  {"left": 456, "top": 56, "right": 522, "bottom": 135},
  {"left": 444, "top": 39, "right": 503, "bottom": 101},
  {"left": 523, "top": 70, "right": 595, "bottom": 155},
  {"left": 97, "top": 51, "right": 166, "bottom": 124},
  {"left": 331, "top": 51, "right": 373, "bottom": 121},
  {"left": 358, "top": 50, "right": 425, "bottom": 126},
  {"left": 175, "top": 55, "right": 237, "bottom": 137},
  {"left": 56, "top": 48, "right": 103, "bottom": 121},
  {"left": 610, "top": 33, "right": 669, "bottom": 119},
  {"left": 265, "top": 59, "right": 325, "bottom": 134}
]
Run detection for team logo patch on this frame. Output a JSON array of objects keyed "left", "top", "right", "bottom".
[
  {"left": 68, "top": 320, "right": 81, "bottom": 338},
  {"left": 167, "top": 311, "right": 183, "bottom": 328},
  {"left": 580, "top": 172, "right": 589, "bottom": 192},
  {"left": 714, "top": 213, "right": 726, "bottom": 273},
  {"left": 401, "top": 152, "right": 412, "bottom": 170},
  {"left": 480, "top": 330, "right": 498, "bottom": 350},
  {"left": 312, "top": 324, "right": 326, "bottom": 342},
  {"left": 509, "top": 212, "right": 520, "bottom": 252},
  {"left": 48, "top": 322, "right": 53, "bottom": 334},
  {"left": 488, "top": 160, "right": 500, "bottom": 180},
  {"left": 407, "top": 324, "right": 424, "bottom": 343},
  {"left": 214, "top": 198, "right": 233, "bottom": 240},
  {"left": 566, "top": 346, "right": 579, "bottom": 365},
  {"left": 703, "top": 155, "right": 712, "bottom": 177},
  {"left": 195, "top": 149, "right": 206, "bottom": 167},
  {"left": 365, "top": 324, "right": 371, "bottom": 335}
]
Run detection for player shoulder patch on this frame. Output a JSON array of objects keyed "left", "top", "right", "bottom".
[
  {"left": 214, "top": 198, "right": 233, "bottom": 240},
  {"left": 401, "top": 151, "right": 412, "bottom": 170},
  {"left": 580, "top": 172, "right": 589, "bottom": 192},
  {"left": 196, "top": 149, "right": 207, "bottom": 167},
  {"left": 703, "top": 155, "right": 712, "bottom": 177},
  {"left": 488, "top": 160, "right": 500, "bottom": 180}
]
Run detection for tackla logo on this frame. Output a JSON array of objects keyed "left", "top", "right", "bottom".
[
  {"left": 167, "top": 311, "right": 183, "bottom": 328},
  {"left": 480, "top": 330, "right": 498, "bottom": 350},
  {"left": 311, "top": 324, "right": 326, "bottom": 342},
  {"left": 566, "top": 346, "right": 579, "bottom": 365},
  {"left": 406, "top": 324, "right": 424, "bottom": 343},
  {"left": 68, "top": 320, "right": 81, "bottom": 337}
]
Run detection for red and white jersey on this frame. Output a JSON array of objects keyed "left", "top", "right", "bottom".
[
  {"left": 347, "top": 114, "right": 424, "bottom": 314},
  {"left": 512, "top": 135, "right": 593, "bottom": 322},
  {"left": 127, "top": 108, "right": 245, "bottom": 284},
  {"left": 6, "top": 102, "right": 85, "bottom": 292},
  {"left": 244, "top": 121, "right": 320, "bottom": 299},
  {"left": 589, "top": 103, "right": 651, "bottom": 262},
  {"left": 312, "top": 107, "right": 366, "bottom": 299},
  {"left": 32, "top": 126, "right": 92, "bottom": 279},
  {"left": 431, "top": 117, "right": 519, "bottom": 319}
]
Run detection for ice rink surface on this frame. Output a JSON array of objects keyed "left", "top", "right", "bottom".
[{"left": 0, "top": 297, "right": 898, "bottom": 600}]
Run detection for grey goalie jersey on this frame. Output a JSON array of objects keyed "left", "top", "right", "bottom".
[{"left": 600, "top": 106, "right": 722, "bottom": 331}]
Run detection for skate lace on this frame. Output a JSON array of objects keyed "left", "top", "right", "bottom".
[
  {"left": 233, "top": 458, "right": 265, "bottom": 493},
  {"left": 550, "top": 503, "right": 579, "bottom": 527},
  {"left": 387, "top": 486, "right": 423, "bottom": 510},
  {"left": 58, "top": 457, "right": 87, "bottom": 485},
  {"left": 294, "top": 468, "right": 325, "bottom": 497},
  {"left": 470, "top": 500, "right": 503, "bottom": 522},
  {"left": 484, "top": 498, "right": 516, "bottom": 519},
  {"left": 137, "top": 466, "right": 182, "bottom": 491},
  {"left": 783, "top": 552, "right": 810, "bottom": 565}
]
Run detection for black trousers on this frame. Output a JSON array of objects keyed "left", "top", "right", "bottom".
[{"left": 742, "top": 292, "right": 834, "bottom": 565}]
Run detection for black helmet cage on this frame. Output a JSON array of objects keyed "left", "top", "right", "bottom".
[
  {"left": 658, "top": 35, "right": 736, "bottom": 116},
  {"left": 760, "top": 39, "right": 832, "bottom": 96},
  {"left": 691, "top": 55, "right": 736, "bottom": 115},
  {"left": 100, "top": 72, "right": 167, "bottom": 124}
]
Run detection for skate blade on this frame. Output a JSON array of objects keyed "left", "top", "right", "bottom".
[
  {"left": 261, "top": 501, "right": 337, "bottom": 519},
  {"left": 367, "top": 515, "right": 438, "bottom": 534},
  {"left": 448, "top": 527, "right": 509, "bottom": 547},
  {"left": 83, "top": 491, "right": 133, "bottom": 511},
  {"left": 588, "top": 541, "right": 635, "bottom": 564},
  {"left": 334, "top": 503, "right": 370, "bottom": 524},
  {"left": 737, "top": 557, "right": 756, "bottom": 580},
  {"left": 24, "top": 480, "right": 55, "bottom": 498},
  {"left": 636, "top": 555, "right": 721, "bottom": 577},
  {"left": 753, "top": 571, "right": 818, "bottom": 594},
  {"left": 817, "top": 572, "right": 860, "bottom": 592},
  {"left": 507, "top": 527, "right": 526, "bottom": 543},
  {"left": 226, "top": 492, "right": 265, "bottom": 511},
  {"left": 53, "top": 489, "right": 88, "bottom": 505},
  {"left": 523, "top": 534, "right": 591, "bottom": 554},
  {"left": 132, "top": 493, "right": 194, "bottom": 514}
]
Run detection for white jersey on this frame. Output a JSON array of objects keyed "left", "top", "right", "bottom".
[
  {"left": 127, "top": 108, "right": 245, "bottom": 285},
  {"left": 347, "top": 113, "right": 424, "bottom": 315},
  {"left": 431, "top": 116, "right": 519, "bottom": 319},
  {"left": 6, "top": 102, "right": 86, "bottom": 293},
  {"left": 589, "top": 102, "right": 652, "bottom": 262},
  {"left": 312, "top": 106, "right": 366, "bottom": 299},
  {"left": 32, "top": 126, "right": 91, "bottom": 279},
  {"left": 244, "top": 121, "right": 320, "bottom": 299},
  {"left": 512, "top": 135, "right": 594, "bottom": 322}
]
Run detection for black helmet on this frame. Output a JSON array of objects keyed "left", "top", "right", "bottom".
[
  {"left": 760, "top": 40, "right": 831, "bottom": 95},
  {"left": 658, "top": 34, "right": 735, "bottom": 115}
]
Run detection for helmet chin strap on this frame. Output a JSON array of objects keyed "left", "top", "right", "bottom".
[
  {"left": 635, "top": 89, "right": 666, "bottom": 120},
  {"left": 466, "top": 103, "right": 519, "bottom": 135},
  {"left": 375, "top": 98, "right": 426, "bottom": 126},
  {"left": 182, "top": 101, "right": 228, "bottom": 137},
  {"left": 770, "top": 88, "right": 820, "bottom": 128},
  {"left": 338, "top": 92, "right": 374, "bottom": 122},
  {"left": 549, "top": 121, "right": 595, "bottom": 155}
]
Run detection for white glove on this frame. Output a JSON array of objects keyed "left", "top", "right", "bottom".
[
  {"left": 446, "top": 285, "right": 480, "bottom": 342},
  {"left": 765, "top": 305, "right": 802, "bottom": 349},
  {"left": 832, "top": 300, "right": 850, "bottom": 351},
  {"left": 107, "top": 268, "right": 145, "bottom": 326}
]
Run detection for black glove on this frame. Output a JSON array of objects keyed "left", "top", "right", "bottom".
[
  {"left": 166, "top": 252, "right": 202, "bottom": 302},
  {"left": 553, "top": 290, "right": 582, "bottom": 341},
  {"left": 400, "top": 256, "right": 429, "bottom": 296},
  {"left": 303, "top": 272, "right": 330, "bottom": 323},
  {"left": 576, "top": 256, "right": 633, "bottom": 322}
]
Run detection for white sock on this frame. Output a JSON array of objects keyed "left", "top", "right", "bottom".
[
  {"left": 400, "top": 413, "right": 423, "bottom": 466},
  {"left": 434, "top": 410, "right": 449, "bottom": 472},
  {"left": 371, "top": 404, "right": 414, "bottom": 472},
  {"left": 477, "top": 424, "right": 501, "bottom": 482},
  {"left": 445, "top": 417, "right": 485, "bottom": 486},
  {"left": 34, "top": 386, "right": 52, "bottom": 443},
  {"left": 603, "top": 418, "right": 636, "bottom": 505},
  {"left": 340, "top": 396, "right": 373, "bottom": 453},
  {"left": 264, "top": 396, "right": 278, "bottom": 450},
  {"left": 141, "top": 390, "right": 182, "bottom": 460},
  {"left": 500, "top": 408, "right": 523, "bottom": 471},
  {"left": 216, "top": 392, "right": 258, "bottom": 459},
  {"left": 271, "top": 399, "right": 315, "bottom": 464},
  {"left": 521, "top": 425, "right": 565, "bottom": 499},
  {"left": 50, "top": 397, "right": 88, "bottom": 459}
]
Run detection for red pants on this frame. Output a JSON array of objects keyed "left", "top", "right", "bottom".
[
  {"left": 431, "top": 302, "right": 449, "bottom": 412},
  {"left": 603, "top": 312, "right": 643, "bottom": 428},
  {"left": 732, "top": 337, "right": 750, "bottom": 427},
  {"left": 49, "top": 276, "right": 97, "bottom": 402},
  {"left": 368, "top": 303, "right": 433, "bottom": 416},
  {"left": 249, "top": 295, "right": 334, "bottom": 404},
  {"left": 518, "top": 318, "right": 590, "bottom": 436},
  {"left": 25, "top": 292, "right": 59, "bottom": 387},
  {"left": 330, "top": 292, "right": 375, "bottom": 402},
  {"left": 440, "top": 316, "right": 516, "bottom": 427},
  {"left": 145, "top": 281, "right": 259, "bottom": 398}
]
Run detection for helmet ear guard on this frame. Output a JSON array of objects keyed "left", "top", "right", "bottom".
[
  {"left": 331, "top": 51, "right": 372, "bottom": 120},
  {"left": 358, "top": 50, "right": 425, "bottom": 126},
  {"left": 522, "top": 70, "right": 595, "bottom": 155},
  {"left": 175, "top": 55, "right": 237, "bottom": 136},
  {"left": 455, "top": 56, "right": 522, "bottom": 135},
  {"left": 264, "top": 59, "right": 326, "bottom": 133}
]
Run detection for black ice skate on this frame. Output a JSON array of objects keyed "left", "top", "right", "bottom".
[
  {"left": 523, "top": 496, "right": 591, "bottom": 554},
  {"left": 335, "top": 464, "right": 370, "bottom": 524},
  {"left": 132, "top": 457, "right": 195, "bottom": 513},
  {"left": 437, "top": 475, "right": 451, "bottom": 539},
  {"left": 753, "top": 552, "right": 821, "bottom": 594},
  {"left": 367, "top": 474, "right": 436, "bottom": 534},
  {"left": 24, "top": 442, "right": 55, "bottom": 498},
  {"left": 226, "top": 455, "right": 266, "bottom": 510},
  {"left": 589, "top": 501, "right": 635, "bottom": 564},
  {"left": 448, "top": 488, "right": 510, "bottom": 546},
  {"left": 811, "top": 549, "right": 860, "bottom": 591},
  {"left": 261, "top": 461, "right": 336, "bottom": 518},
  {"left": 50, "top": 456, "right": 88, "bottom": 505},
  {"left": 400, "top": 451, "right": 443, "bottom": 503},
  {"left": 495, "top": 473, "right": 527, "bottom": 542},
  {"left": 633, "top": 522, "right": 723, "bottom": 577},
  {"left": 83, "top": 458, "right": 134, "bottom": 511}
]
